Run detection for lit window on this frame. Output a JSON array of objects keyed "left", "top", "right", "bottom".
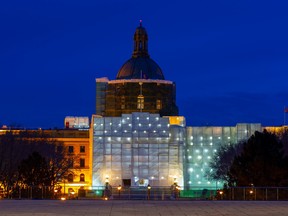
[
  {"left": 80, "top": 174, "right": 85, "bottom": 182},
  {"left": 137, "top": 95, "right": 144, "bottom": 109},
  {"left": 156, "top": 99, "right": 162, "bottom": 110}
]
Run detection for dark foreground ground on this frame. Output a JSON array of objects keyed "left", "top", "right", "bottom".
[{"left": 0, "top": 200, "right": 287, "bottom": 216}]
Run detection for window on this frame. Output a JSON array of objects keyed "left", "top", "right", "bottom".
[
  {"left": 68, "top": 146, "right": 74, "bottom": 153},
  {"left": 80, "top": 158, "right": 85, "bottom": 168},
  {"left": 156, "top": 99, "right": 162, "bottom": 110},
  {"left": 137, "top": 95, "right": 144, "bottom": 110},
  {"left": 67, "top": 174, "right": 73, "bottom": 183},
  {"left": 121, "top": 96, "right": 125, "bottom": 109},
  {"left": 80, "top": 146, "right": 85, "bottom": 153},
  {"left": 80, "top": 174, "right": 85, "bottom": 182},
  {"left": 68, "top": 159, "right": 74, "bottom": 168}
]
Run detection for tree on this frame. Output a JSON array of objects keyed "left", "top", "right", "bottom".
[
  {"left": 18, "top": 152, "right": 50, "bottom": 187},
  {"left": 0, "top": 130, "right": 73, "bottom": 197},
  {"left": 229, "top": 130, "right": 288, "bottom": 186},
  {"left": 206, "top": 142, "right": 244, "bottom": 186}
]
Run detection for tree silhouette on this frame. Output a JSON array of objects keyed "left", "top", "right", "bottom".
[
  {"left": 229, "top": 130, "right": 288, "bottom": 186},
  {"left": 18, "top": 152, "right": 50, "bottom": 187}
]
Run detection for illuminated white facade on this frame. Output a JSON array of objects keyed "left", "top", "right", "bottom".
[
  {"left": 91, "top": 112, "right": 185, "bottom": 187},
  {"left": 184, "top": 123, "right": 262, "bottom": 189}
]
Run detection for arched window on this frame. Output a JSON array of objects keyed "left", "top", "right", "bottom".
[
  {"left": 80, "top": 174, "right": 85, "bottom": 182},
  {"left": 67, "top": 174, "right": 73, "bottom": 183}
]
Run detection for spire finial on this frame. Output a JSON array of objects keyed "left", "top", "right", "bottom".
[{"left": 139, "top": 19, "right": 142, "bottom": 27}]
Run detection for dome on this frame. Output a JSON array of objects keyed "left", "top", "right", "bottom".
[
  {"left": 116, "top": 57, "right": 165, "bottom": 80},
  {"left": 116, "top": 21, "right": 165, "bottom": 80}
]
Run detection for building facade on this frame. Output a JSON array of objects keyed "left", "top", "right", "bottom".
[{"left": 91, "top": 113, "right": 185, "bottom": 187}]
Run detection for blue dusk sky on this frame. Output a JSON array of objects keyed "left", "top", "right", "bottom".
[{"left": 1, "top": 0, "right": 288, "bottom": 128}]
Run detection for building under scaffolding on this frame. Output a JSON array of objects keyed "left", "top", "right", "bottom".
[{"left": 91, "top": 112, "right": 186, "bottom": 188}]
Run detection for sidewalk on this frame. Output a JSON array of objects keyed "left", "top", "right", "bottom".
[{"left": 0, "top": 200, "right": 287, "bottom": 216}]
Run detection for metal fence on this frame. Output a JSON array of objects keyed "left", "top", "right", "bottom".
[{"left": 1, "top": 186, "right": 288, "bottom": 201}]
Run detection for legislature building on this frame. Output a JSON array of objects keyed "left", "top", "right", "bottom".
[{"left": 0, "top": 23, "right": 284, "bottom": 198}]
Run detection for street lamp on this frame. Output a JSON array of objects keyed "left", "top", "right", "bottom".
[
  {"left": 147, "top": 184, "right": 151, "bottom": 200},
  {"left": 117, "top": 185, "right": 122, "bottom": 199},
  {"left": 219, "top": 190, "right": 223, "bottom": 200}
]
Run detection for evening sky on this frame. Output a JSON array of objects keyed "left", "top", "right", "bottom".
[{"left": 1, "top": 0, "right": 288, "bottom": 128}]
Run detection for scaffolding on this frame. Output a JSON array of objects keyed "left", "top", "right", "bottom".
[{"left": 92, "top": 112, "right": 185, "bottom": 187}]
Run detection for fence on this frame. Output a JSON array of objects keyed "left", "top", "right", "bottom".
[{"left": 1, "top": 186, "right": 288, "bottom": 200}]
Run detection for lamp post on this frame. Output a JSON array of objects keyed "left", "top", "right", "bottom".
[
  {"left": 147, "top": 184, "right": 151, "bottom": 200},
  {"left": 117, "top": 185, "right": 122, "bottom": 199},
  {"left": 219, "top": 190, "right": 223, "bottom": 200}
]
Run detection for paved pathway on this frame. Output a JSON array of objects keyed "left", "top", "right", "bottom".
[{"left": 0, "top": 200, "right": 288, "bottom": 216}]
